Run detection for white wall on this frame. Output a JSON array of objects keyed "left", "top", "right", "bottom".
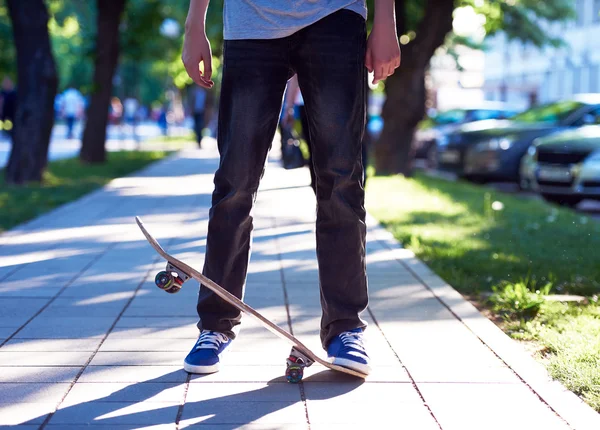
[{"left": 484, "top": 0, "right": 600, "bottom": 108}]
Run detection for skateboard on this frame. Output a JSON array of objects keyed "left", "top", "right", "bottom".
[{"left": 135, "top": 216, "right": 367, "bottom": 383}]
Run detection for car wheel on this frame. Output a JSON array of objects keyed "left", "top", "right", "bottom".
[
  {"left": 426, "top": 145, "right": 438, "bottom": 169},
  {"left": 460, "top": 174, "right": 486, "bottom": 184},
  {"left": 517, "top": 172, "right": 529, "bottom": 191},
  {"left": 541, "top": 194, "right": 583, "bottom": 207}
]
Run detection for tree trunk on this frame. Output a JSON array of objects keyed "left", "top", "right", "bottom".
[
  {"left": 376, "top": 66, "right": 426, "bottom": 175},
  {"left": 374, "top": 0, "right": 454, "bottom": 175},
  {"left": 4, "top": 0, "right": 57, "bottom": 185},
  {"left": 80, "top": 0, "right": 126, "bottom": 164}
]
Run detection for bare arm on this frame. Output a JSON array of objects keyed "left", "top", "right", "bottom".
[
  {"left": 182, "top": 0, "right": 214, "bottom": 89},
  {"left": 366, "top": 0, "right": 401, "bottom": 84}
]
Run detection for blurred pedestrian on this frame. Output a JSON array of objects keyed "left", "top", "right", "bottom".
[
  {"left": 109, "top": 97, "right": 123, "bottom": 125},
  {"left": 284, "top": 75, "right": 316, "bottom": 192},
  {"left": 190, "top": 86, "right": 213, "bottom": 147},
  {"left": 124, "top": 97, "right": 139, "bottom": 141},
  {"left": 158, "top": 104, "right": 169, "bottom": 136},
  {"left": 0, "top": 77, "right": 17, "bottom": 143},
  {"left": 60, "top": 86, "right": 84, "bottom": 139}
]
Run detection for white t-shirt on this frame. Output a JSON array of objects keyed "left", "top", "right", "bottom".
[
  {"left": 62, "top": 89, "right": 83, "bottom": 117},
  {"left": 124, "top": 98, "right": 139, "bottom": 119}
]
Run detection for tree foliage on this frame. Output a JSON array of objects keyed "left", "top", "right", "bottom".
[
  {"left": 372, "top": 0, "right": 575, "bottom": 175},
  {"left": 0, "top": 0, "right": 578, "bottom": 177},
  {"left": 0, "top": 1, "right": 15, "bottom": 79}
]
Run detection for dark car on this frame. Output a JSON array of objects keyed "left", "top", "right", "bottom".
[
  {"left": 520, "top": 125, "right": 600, "bottom": 206},
  {"left": 414, "top": 104, "right": 519, "bottom": 165},
  {"left": 437, "top": 95, "right": 600, "bottom": 182}
]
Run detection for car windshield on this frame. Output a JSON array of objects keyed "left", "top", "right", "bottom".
[
  {"left": 432, "top": 108, "right": 515, "bottom": 125},
  {"left": 433, "top": 109, "right": 467, "bottom": 124},
  {"left": 512, "top": 101, "right": 584, "bottom": 124}
]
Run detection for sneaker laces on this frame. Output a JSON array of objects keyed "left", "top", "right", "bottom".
[
  {"left": 195, "top": 331, "right": 229, "bottom": 350},
  {"left": 340, "top": 331, "right": 367, "bottom": 354}
]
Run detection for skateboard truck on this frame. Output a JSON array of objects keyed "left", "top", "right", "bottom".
[
  {"left": 154, "top": 262, "right": 191, "bottom": 294},
  {"left": 285, "top": 347, "right": 315, "bottom": 383}
]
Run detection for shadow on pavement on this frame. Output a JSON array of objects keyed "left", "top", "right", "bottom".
[{"left": 22, "top": 370, "right": 363, "bottom": 427}]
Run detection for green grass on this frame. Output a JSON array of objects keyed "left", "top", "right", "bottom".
[
  {"left": 509, "top": 300, "right": 600, "bottom": 411},
  {"left": 366, "top": 173, "right": 600, "bottom": 411},
  {"left": 146, "top": 132, "right": 196, "bottom": 144},
  {"left": 366, "top": 173, "right": 600, "bottom": 296},
  {"left": 0, "top": 151, "right": 170, "bottom": 233}
]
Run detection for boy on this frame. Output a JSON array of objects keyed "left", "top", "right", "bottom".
[{"left": 181, "top": 0, "right": 400, "bottom": 375}]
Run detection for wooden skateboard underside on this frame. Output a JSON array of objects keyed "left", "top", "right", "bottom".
[{"left": 135, "top": 216, "right": 366, "bottom": 380}]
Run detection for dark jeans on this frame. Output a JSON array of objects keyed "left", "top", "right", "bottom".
[
  {"left": 197, "top": 9, "right": 369, "bottom": 349},
  {"left": 301, "top": 104, "right": 369, "bottom": 194},
  {"left": 66, "top": 116, "right": 76, "bottom": 139},
  {"left": 193, "top": 111, "right": 205, "bottom": 146}
]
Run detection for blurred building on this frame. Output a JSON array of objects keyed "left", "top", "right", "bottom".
[
  {"left": 484, "top": 0, "right": 600, "bottom": 109},
  {"left": 425, "top": 6, "right": 487, "bottom": 112},
  {"left": 428, "top": 45, "right": 486, "bottom": 112}
]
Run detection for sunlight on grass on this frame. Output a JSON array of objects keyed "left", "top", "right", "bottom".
[
  {"left": 366, "top": 174, "right": 600, "bottom": 295},
  {"left": 509, "top": 301, "right": 600, "bottom": 411},
  {"left": 0, "top": 151, "right": 170, "bottom": 233},
  {"left": 147, "top": 133, "right": 196, "bottom": 144}
]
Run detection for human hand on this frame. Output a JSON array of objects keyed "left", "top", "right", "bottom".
[
  {"left": 182, "top": 22, "right": 214, "bottom": 89},
  {"left": 365, "top": 17, "right": 401, "bottom": 85}
]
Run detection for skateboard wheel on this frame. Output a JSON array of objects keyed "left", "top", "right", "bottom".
[
  {"left": 155, "top": 271, "right": 174, "bottom": 291},
  {"left": 285, "top": 365, "right": 303, "bottom": 383}
]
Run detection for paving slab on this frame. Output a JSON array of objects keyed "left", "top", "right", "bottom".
[
  {"left": 0, "top": 366, "right": 81, "bottom": 383},
  {"left": 0, "top": 402, "right": 55, "bottom": 426},
  {"left": 0, "top": 351, "right": 91, "bottom": 366},
  {"left": 99, "top": 337, "right": 195, "bottom": 352},
  {"left": 0, "top": 382, "right": 71, "bottom": 404},
  {"left": 1, "top": 338, "right": 101, "bottom": 352},
  {"left": 44, "top": 426, "right": 174, "bottom": 430},
  {"left": 50, "top": 400, "right": 180, "bottom": 426},
  {"left": 180, "top": 401, "right": 306, "bottom": 426},
  {"left": 417, "top": 383, "right": 570, "bottom": 430},
  {"left": 77, "top": 365, "right": 188, "bottom": 384},
  {"left": 0, "top": 147, "right": 598, "bottom": 429},
  {"left": 62, "top": 382, "right": 185, "bottom": 406},
  {"left": 306, "top": 398, "right": 439, "bottom": 428},
  {"left": 14, "top": 309, "right": 120, "bottom": 336},
  {"left": 90, "top": 351, "right": 185, "bottom": 366}
]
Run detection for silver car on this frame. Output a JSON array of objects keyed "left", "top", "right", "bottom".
[{"left": 520, "top": 125, "right": 600, "bottom": 206}]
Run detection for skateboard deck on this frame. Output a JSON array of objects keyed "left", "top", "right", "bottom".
[{"left": 135, "top": 216, "right": 367, "bottom": 382}]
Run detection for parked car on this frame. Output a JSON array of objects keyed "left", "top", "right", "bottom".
[
  {"left": 437, "top": 95, "right": 600, "bottom": 182},
  {"left": 414, "top": 103, "right": 520, "bottom": 166},
  {"left": 520, "top": 125, "right": 600, "bottom": 206}
]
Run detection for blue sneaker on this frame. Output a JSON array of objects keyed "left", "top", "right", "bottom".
[
  {"left": 183, "top": 330, "right": 232, "bottom": 374},
  {"left": 327, "top": 328, "right": 371, "bottom": 375}
]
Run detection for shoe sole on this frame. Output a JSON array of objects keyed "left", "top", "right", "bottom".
[
  {"left": 183, "top": 360, "right": 220, "bottom": 374},
  {"left": 330, "top": 357, "right": 371, "bottom": 375}
]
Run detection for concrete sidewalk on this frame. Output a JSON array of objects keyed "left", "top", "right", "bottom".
[{"left": 1, "top": 143, "right": 598, "bottom": 429}]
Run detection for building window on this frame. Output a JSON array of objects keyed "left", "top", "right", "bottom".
[
  {"left": 591, "top": 65, "right": 599, "bottom": 92},
  {"left": 573, "top": 67, "right": 582, "bottom": 94},
  {"left": 577, "top": 0, "right": 586, "bottom": 26},
  {"left": 558, "top": 69, "right": 567, "bottom": 98}
]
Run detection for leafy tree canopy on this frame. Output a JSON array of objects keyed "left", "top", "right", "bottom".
[{"left": 0, "top": 0, "right": 575, "bottom": 107}]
